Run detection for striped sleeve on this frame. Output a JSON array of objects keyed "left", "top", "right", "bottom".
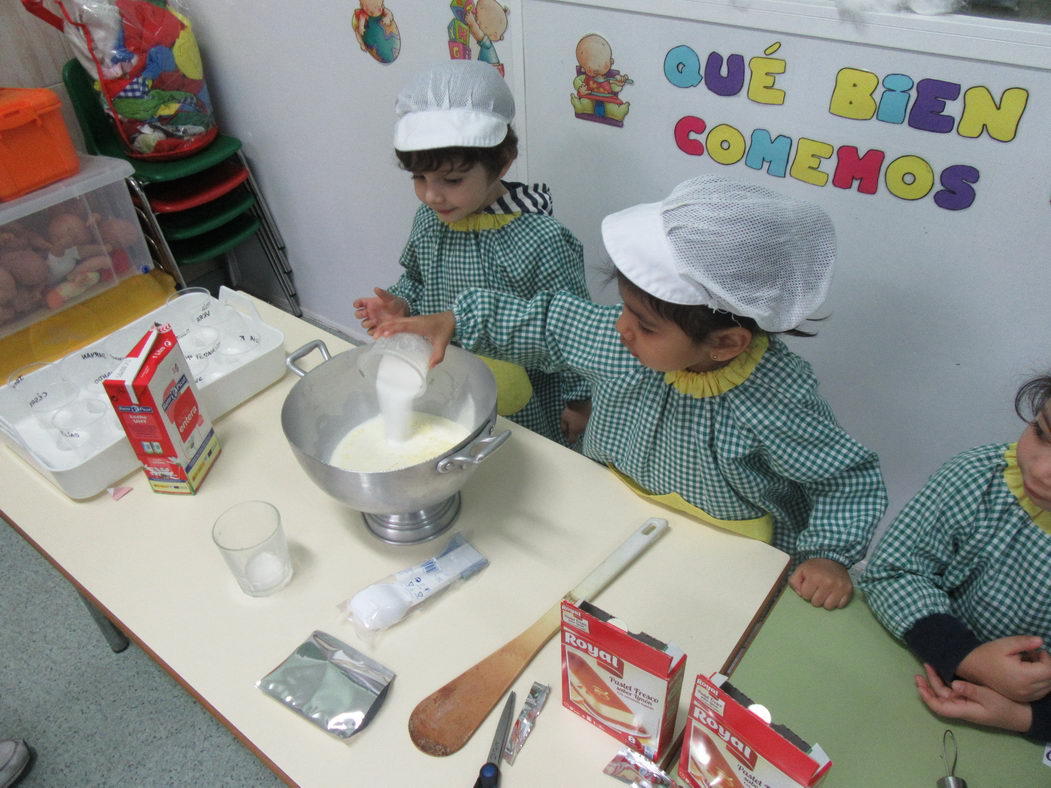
[
  {"left": 859, "top": 451, "right": 989, "bottom": 638},
  {"left": 388, "top": 209, "right": 427, "bottom": 314},
  {"left": 453, "top": 288, "right": 600, "bottom": 375}
]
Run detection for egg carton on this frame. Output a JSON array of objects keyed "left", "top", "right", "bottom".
[{"left": 0, "top": 288, "right": 286, "bottom": 499}]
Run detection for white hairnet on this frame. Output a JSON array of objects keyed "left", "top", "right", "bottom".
[
  {"left": 394, "top": 60, "right": 514, "bottom": 151},
  {"left": 602, "top": 175, "right": 835, "bottom": 332}
]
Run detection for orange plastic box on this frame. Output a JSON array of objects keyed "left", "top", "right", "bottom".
[{"left": 0, "top": 87, "right": 79, "bottom": 202}]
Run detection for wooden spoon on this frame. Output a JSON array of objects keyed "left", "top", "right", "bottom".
[{"left": 408, "top": 517, "right": 669, "bottom": 756}]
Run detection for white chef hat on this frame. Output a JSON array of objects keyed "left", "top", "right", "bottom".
[
  {"left": 602, "top": 175, "right": 835, "bottom": 333},
  {"left": 394, "top": 60, "right": 514, "bottom": 151}
]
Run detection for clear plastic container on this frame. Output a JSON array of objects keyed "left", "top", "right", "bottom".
[
  {"left": 0, "top": 288, "right": 284, "bottom": 499},
  {"left": 0, "top": 154, "right": 153, "bottom": 340}
]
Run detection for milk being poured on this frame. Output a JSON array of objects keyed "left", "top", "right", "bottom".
[
  {"left": 376, "top": 353, "right": 423, "bottom": 443},
  {"left": 329, "top": 412, "right": 470, "bottom": 473},
  {"left": 327, "top": 342, "right": 470, "bottom": 472}
]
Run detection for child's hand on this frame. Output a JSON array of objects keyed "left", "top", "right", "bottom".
[
  {"left": 374, "top": 311, "right": 456, "bottom": 368},
  {"left": 916, "top": 663, "right": 1032, "bottom": 733},
  {"left": 788, "top": 557, "right": 853, "bottom": 610},
  {"left": 561, "top": 399, "right": 592, "bottom": 444},
  {"left": 353, "top": 288, "right": 408, "bottom": 335},
  {"left": 956, "top": 636, "right": 1051, "bottom": 702}
]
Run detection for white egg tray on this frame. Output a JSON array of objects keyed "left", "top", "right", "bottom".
[{"left": 0, "top": 288, "right": 286, "bottom": 499}]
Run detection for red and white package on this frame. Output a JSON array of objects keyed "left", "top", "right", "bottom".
[
  {"left": 679, "top": 673, "right": 831, "bottom": 788},
  {"left": 560, "top": 600, "right": 686, "bottom": 761},
  {"left": 104, "top": 323, "right": 220, "bottom": 494}
]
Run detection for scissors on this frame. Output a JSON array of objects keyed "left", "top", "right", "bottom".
[{"left": 473, "top": 691, "right": 516, "bottom": 787}]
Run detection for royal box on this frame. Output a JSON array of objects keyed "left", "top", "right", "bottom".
[
  {"left": 560, "top": 600, "right": 686, "bottom": 761},
  {"left": 679, "top": 673, "right": 831, "bottom": 788},
  {"left": 104, "top": 323, "right": 220, "bottom": 494}
]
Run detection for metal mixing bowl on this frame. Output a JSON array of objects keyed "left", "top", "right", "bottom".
[{"left": 281, "top": 340, "right": 510, "bottom": 544}]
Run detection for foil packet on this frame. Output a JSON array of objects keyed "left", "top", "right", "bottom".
[
  {"left": 603, "top": 747, "right": 675, "bottom": 787},
  {"left": 257, "top": 630, "right": 395, "bottom": 741},
  {"left": 504, "top": 681, "right": 550, "bottom": 764}
]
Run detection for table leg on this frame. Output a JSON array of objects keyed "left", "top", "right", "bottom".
[{"left": 78, "top": 592, "right": 130, "bottom": 653}]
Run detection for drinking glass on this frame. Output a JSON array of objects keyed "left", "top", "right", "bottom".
[{"left": 212, "top": 501, "right": 293, "bottom": 597}]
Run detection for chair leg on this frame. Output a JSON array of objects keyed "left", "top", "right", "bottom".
[
  {"left": 251, "top": 216, "right": 300, "bottom": 302},
  {"left": 234, "top": 153, "right": 303, "bottom": 315},
  {"left": 125, "top": 177, "right": 187, "bottom": 288},
  {"left": 236, "top": 151, "right": 287, "bottom": 253},
  {"left": 77, "top": 592, "right": 130, "bottom": 653},
  {"left": 244, "top": 231, "right": 302, "bottom": 316}
]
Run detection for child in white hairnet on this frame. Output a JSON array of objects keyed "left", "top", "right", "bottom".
[
  {"left": 373, "top": 175, "right": 888, "bottom": 610},
  {"left": 354, "top": 60, "right": 591, "bottom": 446}
]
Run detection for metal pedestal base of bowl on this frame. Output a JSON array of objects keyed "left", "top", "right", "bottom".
[{"left": 362, "top": 492, "right": 462, "bottom": 545}]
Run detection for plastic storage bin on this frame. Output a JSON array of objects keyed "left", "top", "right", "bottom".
[
  {"left": 0, "top": 153, "right": 153, "bottom": 339},
  {"left": 0, "top": 287, "right": 286, "bottom": 499},
  {"left": 0, "top": 87, "right": 79, "bottom": 201}
]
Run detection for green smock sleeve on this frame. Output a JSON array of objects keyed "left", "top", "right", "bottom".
[
  {"left": 387, "top": 207, "right": 427, "bottom": 315},
  {"left": 453, "top": 288, "right": 591, "bottom": 374},
  {"left": 737, "top": 379, "right": 886, "bottom": 568},
  {"left": 859, "top": 454, "right": 985, "bottom": 639}
]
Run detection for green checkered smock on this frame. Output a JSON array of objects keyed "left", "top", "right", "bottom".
[
  {"left": 860, "top": 443, "right": 1051, "bottom": 645},
  {"left": 387, "top": 182, "right": 589, "bottom": 445},
  {"left": 453, "top": 289, "right": 887, "bottom": 562}
]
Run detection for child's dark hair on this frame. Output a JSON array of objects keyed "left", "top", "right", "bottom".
[
  {"left": 396, "top": 126, "right": 518, "bottom": 177},
  {"left": 1014, "top": 374, "right": 1051, "bottom": 421},
  {"left": 613, "top": 268, "right": 816, "bottom": 344}
]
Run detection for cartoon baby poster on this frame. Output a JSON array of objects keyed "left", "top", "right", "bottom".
[
  {"left": 449, "top": 0, "right": 509, "bottom": 77},
  {"left": 572, "top": 33, "right": 633, "bottom": 126},
  {"left": 353, "top": 0, "right": 400, "bottom": 64}
]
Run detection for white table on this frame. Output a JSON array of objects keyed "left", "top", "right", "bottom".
[{"left": 1, "top": 297, "right": 789, "bottom": 786}]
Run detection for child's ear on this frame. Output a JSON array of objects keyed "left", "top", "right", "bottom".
[
  {"left": 497, "top": 158, "right": 514, "bottom": 179},
  {"left": 709, "top": 326, "right": 753, "bottom": 361}
]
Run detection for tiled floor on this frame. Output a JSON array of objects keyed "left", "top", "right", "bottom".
[{"left": 0, "top": 518, "right": 281, "bottom": 786}]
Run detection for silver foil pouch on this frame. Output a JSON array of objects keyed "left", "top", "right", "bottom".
[{"left": 257, "top": 630, "right": 395, "bottom": 740}]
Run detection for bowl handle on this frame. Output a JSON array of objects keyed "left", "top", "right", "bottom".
[
  {"left": 285, "top": 340, "right": 332, "bottom": 377},
  {"left": 436, "top": 430, "right": 511, "bottom": 473}
]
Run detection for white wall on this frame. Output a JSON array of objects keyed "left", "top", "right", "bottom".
[
  {"left": 187, "top": 0, "right": 1051, "bottom": 532},
  {"left": 522, "top": 0, "right": 1051, "bottom": 529},
  {"left": 187, "top": 0, "right": 526, "bottom": 339}
]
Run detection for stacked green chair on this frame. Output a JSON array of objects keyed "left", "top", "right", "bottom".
[{"left": 62, "top": 59, "right": 300, "bottom": 315}]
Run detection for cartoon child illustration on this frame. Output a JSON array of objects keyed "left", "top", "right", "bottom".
[
  {"left": 449, "top": 0, "right": 508, "bottom": 77},
  {"left": 571, "top": 33, "right": 632, "bottom": 126},
  {"left": 353, "top": 0, "right": 401, "bottom": 64}
]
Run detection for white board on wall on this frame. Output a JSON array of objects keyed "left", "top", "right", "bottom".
[{"left": 522, "top": 0, "right": 1051, "bottom": 532}]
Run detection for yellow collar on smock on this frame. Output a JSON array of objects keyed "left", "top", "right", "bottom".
[
  {"left": 663, "top": 334, "right": 769, "bottom": 398},
  {"left": 1004, "top": 443, "right": 1051, "bottom": 535},
  {"left": 446, "top": 213, "right": 519, "bottom": 232}
]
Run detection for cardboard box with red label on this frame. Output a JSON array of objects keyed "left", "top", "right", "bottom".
[
  {"left": 679, "top": 673, "right": 830, "bottom": 788},
  {"left": 560, "top": 600, "right": 686, "bottom": 761},
  {"left": 104, "top": 324, "right": 220, "bottom": 494}
]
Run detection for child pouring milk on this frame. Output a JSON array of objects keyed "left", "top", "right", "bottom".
[
  {"left": 860, "top": 373, "right": 1051, "bottom": 741},
  {"left": 373, "top": 175, "right": 888, "bottom": 610},
  {"left": 354, "top": 60, "right": 591, "bottom": 446}
]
